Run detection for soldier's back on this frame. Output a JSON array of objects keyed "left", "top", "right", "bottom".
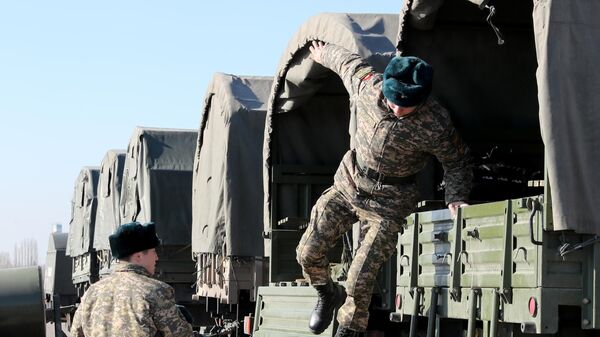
[{"left": 72, "top": 264, "right": 173, "bottom": 337}]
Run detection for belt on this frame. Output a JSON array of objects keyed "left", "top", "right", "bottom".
[{"left": 356, "top": 156, "right": 416, "bottom": 185}]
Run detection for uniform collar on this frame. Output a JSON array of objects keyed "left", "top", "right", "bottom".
[
  {"left": 378, "top": 91, "right": 425, "bottom": 119},
  {"left": 114, "top": 262, "right": 152, "bottom": 277}
]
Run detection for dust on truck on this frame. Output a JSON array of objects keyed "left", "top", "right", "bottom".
[{"left": 391, "top": 0, "right": 600, "bottom": 336}]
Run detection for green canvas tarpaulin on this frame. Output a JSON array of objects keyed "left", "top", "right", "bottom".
[
  {"left": 93, "top": 149, "right": 126, "bottom": 251},
  {"left": 192, "top": 73, "right": 272, "bottom": 257},
  {"left": 397, "top": 0, "right": 600, "bottom": 235},
  {"left": 120, "top": 127, "right": 198, "bottom": 245},
  {"left": 262, "top": 13, "right": 400, "bottom": 240},
  {"left": 66, "top": 167, "right": 100, "bottom": 257}
]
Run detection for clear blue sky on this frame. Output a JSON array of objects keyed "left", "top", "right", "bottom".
[{"left": 0, "top": 1, "right": 402, "bottom": 264}]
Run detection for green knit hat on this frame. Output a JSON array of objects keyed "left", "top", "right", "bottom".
[
  {"left": 109, "top": 222, "right": 161, "bottom": 259},
  {"left": 382, "top": 56, "right": 433, "bottom": 107}
]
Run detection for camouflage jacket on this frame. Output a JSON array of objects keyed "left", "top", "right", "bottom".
[
  {"left": 321, "top": 44, "right": 473, "bottom": 203},
  {"left": 70, "top": 263, "right": 193, "bottom": 337}
]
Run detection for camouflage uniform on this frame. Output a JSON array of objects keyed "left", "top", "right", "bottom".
[
  {"left": 70, "top": 262, "right": 193, "bottom": 337},
  {"left": 296, "top": 45, "right": 472, "bottom": 331}
]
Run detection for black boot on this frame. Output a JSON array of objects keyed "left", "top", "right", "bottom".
[
  {"left": 334, "top": 326, "right": 360, "bottom": 337},
  {"left": 308, "top": 280, "right": 346, "bottom": 334}
]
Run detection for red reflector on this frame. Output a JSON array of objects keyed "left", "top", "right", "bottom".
[
  {"left": 395, "top": 294, "right": 402, "bottom": 310},
  {"left": 243, "top": 315, "right": 254, "bottom": 334},
  {"left": 528, "top": 297, "right": 538, "bottom": 317}
]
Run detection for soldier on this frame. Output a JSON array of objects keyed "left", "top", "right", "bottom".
[
  {"left": 70, "top": 222, "right": 194, "bottom": 337},
  {"left": 296, "top": 41, "right": 473, "bottom": 337}
]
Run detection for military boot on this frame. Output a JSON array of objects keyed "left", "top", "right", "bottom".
[
  {"left": 308, "top": 280, "right": 346, "bottom": 334},
  {"left": 334, "top": 326, "right": 360, "bottom": 337}
]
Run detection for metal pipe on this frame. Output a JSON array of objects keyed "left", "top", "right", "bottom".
[
  {"left": 409, "top": 287, "right": 422, "bottom": 337},
  {"left": 467, "top": 288, "right": 479, "bottom": 337},
  {"left": 426, "top": 288, "right": 439, "bottom": 337},
  {"left": 489, "top": 290, "right": 499, "bottom": 337}
]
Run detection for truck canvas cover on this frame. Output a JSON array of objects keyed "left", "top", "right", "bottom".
[
  {"left": 93, "top": 149, "right": 126, "bottom": 251},
  {"left": 262, "top": 13, "right": 399, "bottom": 235},
  {"left": 192, "top": 73, "right": 273, "bottom": 257},
  {"left": 397, "top": 0, "right": 600, "bottom": 235},
  {"left": 120, "top": 127, "right": 198, "bottom": 245},
  {"left": 66, "top": 167, "right": 100, "bottom": 257}
]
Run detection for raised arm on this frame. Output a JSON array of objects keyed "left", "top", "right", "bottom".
[{"left": 309, "top": 41, "right": 375, "bottom": 97}]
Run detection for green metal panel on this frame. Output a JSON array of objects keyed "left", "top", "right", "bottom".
[
  {"left": 459, "top": 199, "right": 537, "bottom": 289},
  {"left": 582, "top": 242, "right": 600, "bottom": 329},
  {"left": 415, "top": 209, "right": 453, "bottom": 287},
  {"left": 253, "top": 286, "right": 336, "bottom": 337},
  {"left": 270, "top": 229, "right": 304, "bottom": 283},
  {"left": 539, "top": 229, "right": 585, "bottom": 288},
  {"left": 397, "top": 214, "right": 417, "bottom": 287},
  {"left": 394, "top": 195, "right": 596, "bottom": 332},
  {"left": 396, "top": 214, "right": 417, "bottom": 287},
  {"left": 71, "top": 251, "right": 98, "bottom": 285},
  {"left": 395, "top": 285, "right": 580, "bottom": 334}
]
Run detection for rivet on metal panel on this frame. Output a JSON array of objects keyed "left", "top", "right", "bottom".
[
  {"left": 583, "top": 319, "right": 590, "bottom": 326},
  {"left": 582, "top": 298, "right": 591, "bottom": 305}
]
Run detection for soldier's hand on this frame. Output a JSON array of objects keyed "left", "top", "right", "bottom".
[
  {"left": 309, "top": 40, "right": 327, "bottom": 64},
  {"left": 448, "top": 201, "right": 468, "bottom": 218}
]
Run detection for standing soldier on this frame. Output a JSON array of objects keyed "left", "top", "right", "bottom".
[
  {"left": 70, "top": 222, "right": 194, "bottom": 337},
  {"left": 296, "top": 41, "right": 473, "bottom": 337}
]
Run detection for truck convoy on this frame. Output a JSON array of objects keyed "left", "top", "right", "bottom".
[{"left": 1, "top": 1, "right": 598, "bottom": 336}]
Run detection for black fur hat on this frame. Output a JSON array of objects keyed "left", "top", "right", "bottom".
[
  {"left": 382, "top": 55, "right": 433, "bottom": 107},
  {"left": 109, "top": 222, "right": 161, "bottom": 259}
]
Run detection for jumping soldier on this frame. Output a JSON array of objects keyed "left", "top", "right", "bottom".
[
  {"left": 70, "top": 222, "right": 194, "bottom": 337},
  {"left": 296, "top": 41, "right": 473, "bottom": 337}
]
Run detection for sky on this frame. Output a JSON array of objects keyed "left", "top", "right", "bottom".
[{"left": 0, "top": 1, "right": 402, "bottom": 264}]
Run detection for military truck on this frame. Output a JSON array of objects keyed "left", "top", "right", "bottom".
[
  {"left": 44, "top": 225, "right": 77, "bottom": 334},
  {"left": 93, "top": 149, "right": 126, "bottom": 277},
  {"left": 390, "top": 0, "right": 600, "bottom": 336},
  {"left": 252, "top": 13, "right": 401, "bottom": 336},
  {"left": 253, "top": 1, "right": 600, "bottom": 336},
  {"left": 191, "top": 73, "right": 272, "bottom": 335},
  {"left": 118, "top": 126, "right": 210, "bottom": 325},
  {"left": 65, "top": 166, "right": 100, "bottom": 297}
]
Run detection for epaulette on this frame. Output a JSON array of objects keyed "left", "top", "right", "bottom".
[{"left": 355, "top": 67, "right": 374, "bottom": 81}]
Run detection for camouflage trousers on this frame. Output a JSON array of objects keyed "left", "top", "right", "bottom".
[{"left": 296, "top": 157, "right": 418, "bottom": 331}]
